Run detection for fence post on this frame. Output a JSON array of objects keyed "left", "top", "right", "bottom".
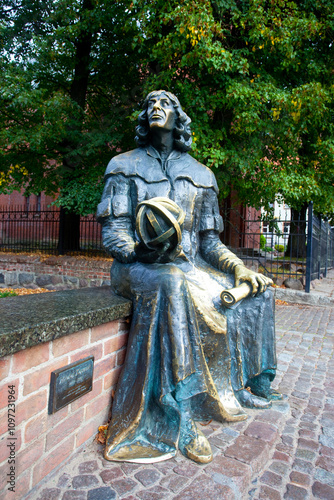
[
  {"left": 305, "top": 201, "right": 313, "bottom": 293},
  {"left": 58, "top": 208, "right": 65, "bottom": 255},
  {"left": 324, "top": 218, "right": 328, "bottom": 278},
  {"left": 318, "top": 219, "right": 321, "bottom": 279}
]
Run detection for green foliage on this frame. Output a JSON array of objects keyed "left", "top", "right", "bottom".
[
  {"left": 0, "top": 290, "right": 17, "bottom": 298},
  {"left": 264, "top": 246, "right": 274, "bottom": 253},
  {"left": 132, "top": 0, "right": 334, "bottom": 216},
  {"left": 260, "top": 234, "right": 266, "bottom": 250},
  {"left": 0, "top": 0, "right": 143, "bottom": 214},
  {"left": 275, "top": 244, "right": 285, "bottom": 253},
  {"left": 0, "top": 0, "right": 334, "bottom": 217}
]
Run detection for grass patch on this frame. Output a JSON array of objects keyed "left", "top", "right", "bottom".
[{"left": 279, "top": 256, "right": 306, "bottom": 263}]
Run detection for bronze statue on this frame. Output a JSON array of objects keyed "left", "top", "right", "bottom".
[{"left": 97, "top": 90, "right": 281, "bottom": 465}]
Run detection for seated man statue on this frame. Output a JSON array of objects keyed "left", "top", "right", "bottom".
[{"left": 97, "top": 90, "right": 281, "bottom": 465}]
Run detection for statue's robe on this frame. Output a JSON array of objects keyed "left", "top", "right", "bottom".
[{"left": 97, "top": 146, "right": 276, "bottom": 462}]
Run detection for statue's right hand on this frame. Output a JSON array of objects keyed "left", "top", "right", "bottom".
[
  {"left": 135, "top": 242, "right": 164, "bottom": 263},
  {"left": 234, "top": 265, "right": 273, "bottom": 296}
]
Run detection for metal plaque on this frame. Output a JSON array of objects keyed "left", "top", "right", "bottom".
[{"left": 48, "top": 356, "right": 94, "bottom": 414}]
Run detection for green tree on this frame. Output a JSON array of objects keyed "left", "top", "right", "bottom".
[
  {"left": 131, "top": 0, "right": 334, "bottom": 256},
  {"left": 0, "top": 0, "right": 143, "bottom": 250}
]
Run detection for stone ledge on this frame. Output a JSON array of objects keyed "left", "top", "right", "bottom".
[
  {"left": 0, "top": 252, "right": 113, "bottom": 289},
  {"left": 272, "top": 286, "right": 334, "bottom": 307},
  {"left": 0, "top": 287, "right": 132, "bottom": 358}
]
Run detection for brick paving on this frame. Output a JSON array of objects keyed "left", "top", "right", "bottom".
[{"left": 24, "top": 275, "right": 334, "bottom": 500}]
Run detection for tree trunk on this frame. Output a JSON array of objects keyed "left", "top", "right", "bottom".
[
  {"left": 58, "top": 208, "right": 81, "bottom": 254},
  {"left": 286, "top": 203, "right": 308, "bottom": 259},
  {"left": 57, "top": 0, "right": 93, "bottom": 253}
]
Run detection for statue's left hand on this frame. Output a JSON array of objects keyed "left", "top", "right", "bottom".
[{"left": 234, "top": 265, "right": 273, "bottom": 296}]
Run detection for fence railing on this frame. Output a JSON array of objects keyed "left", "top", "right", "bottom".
[
  {"left": 0, "top": 203, "right": 333, "bottom": 291},
  {"left": 0, "top": 206, "right": 104, "bottom": 256}
]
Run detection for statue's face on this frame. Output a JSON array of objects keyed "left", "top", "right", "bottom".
[{"left": 147, "top": 94, "right": 176, "bottom": 132}]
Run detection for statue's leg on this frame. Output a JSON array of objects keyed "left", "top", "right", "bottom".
[
  {"left": 151, "top": 264, "right": 239, "bottom": 463},
  {"left": 178, "top": 398, "right": 213, "bottom": 464},
  {"left": 227, "top": 289, "right": 280, "bottom": 408},
  {"left": 176, "top": 262, "right": 248, "bottom": 419}
]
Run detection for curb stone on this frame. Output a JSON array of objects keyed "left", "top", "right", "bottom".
[{"left": 272, "top": 287, "right": 334, "bottom": 307}]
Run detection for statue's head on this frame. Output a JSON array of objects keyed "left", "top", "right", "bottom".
[{"left": 135, "top": 90, "right": 192, "bottom": 152}]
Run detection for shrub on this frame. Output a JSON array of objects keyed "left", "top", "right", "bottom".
[
  {"left": 260, "top": 234, "right": 266, "bottom": 250},
  {"left": 275, "top": 244, "right": 285, "bottom": 252},
  {"left": 264, "top": 246, "right": 274, "bottom": 252}
]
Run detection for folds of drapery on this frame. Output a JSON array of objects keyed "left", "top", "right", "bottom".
[{"left": 104, "top": 258, "right": 276, "bottom": 461}]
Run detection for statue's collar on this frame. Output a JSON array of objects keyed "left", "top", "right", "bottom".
[
  {"left": 146, "top": 145, "right": 181, "bottom": 161},
  {"left": 105, "top": 146, "right": 218, "bottom": 193}
]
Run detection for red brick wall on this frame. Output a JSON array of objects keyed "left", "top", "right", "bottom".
[
  {"left": 242, "top": 207, "right": 261, "bottom": 249},
  {"left": 0, "top": 318, "right": 130, "bottom": 499},
  {"left": 0, "top": 190, "right": 56, "bottom": 209},
  {"left": 221, "top": 191, "right": 261, "bottom": 250}
]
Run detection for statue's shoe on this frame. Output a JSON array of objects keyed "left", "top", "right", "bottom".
[
  {"left": 246, "top": 375, "right": 284, "bottom": 401},
  {"left": 265, "top": 389, "right": 284, "bottom": 401},
  {"left": 179, "top": 419, "right": 213, "bottom": 464},
  {"left": 235, "top": 389, "right": 272, "bottom": 409}
]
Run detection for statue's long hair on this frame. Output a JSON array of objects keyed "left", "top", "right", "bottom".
[{"left": 135, "top": 90, "right": 192, "bottom": 152}]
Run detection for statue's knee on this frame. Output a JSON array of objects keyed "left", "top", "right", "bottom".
[{"left": 159, "top": 266, "right": 186, "bottom": 294}]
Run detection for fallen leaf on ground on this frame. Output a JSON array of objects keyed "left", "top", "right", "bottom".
[
  {"left": 0, "top": 287, "right": 52, "bottom": 296},
  {"left": 96, "top": 425, "right": 108, "bottom": 445},
  {"left": 275, "top": 299, "right": 290, "bottom": 305}
]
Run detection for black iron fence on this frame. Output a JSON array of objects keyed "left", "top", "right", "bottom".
[
  {"left": 305, "top": 202, "right": 334, "bottom": 292},
  {"left": 0, "top": 206, "right": 104, "bottom": 255},
  {"left": 221, "top": 202, "right": 334, "bottom": 293},
  {"left": 0, "top": 203, "right": 333, "bottom": 291}
]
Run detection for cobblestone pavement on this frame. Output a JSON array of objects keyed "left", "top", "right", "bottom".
[
  {"left": 310, "top": 268, "right": 334, "bottom": 299},
  {"left": 25, "top": 302, "right": 334, "bottom": 500}
]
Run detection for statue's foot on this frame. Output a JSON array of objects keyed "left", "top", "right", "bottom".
[
  {"left": 235, "top": 389, "right": 272, "bottom": 409},
  {"left": 246, "top": 373, "right": 283, "bottom": 401},
  {"left": 179, "top": 418, "right": 213, "bottom": 464},
  {"left": 265, "top": 388, "right": 284, "bottom": 401}
]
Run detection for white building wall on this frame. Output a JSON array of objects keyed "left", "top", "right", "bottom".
[{"left": 261, "top": 198, "right": 291, "bottom": 250}]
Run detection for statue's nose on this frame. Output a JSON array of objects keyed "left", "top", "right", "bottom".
[{"left": 153, "top": 102, "right": 162, "bottom": 111}]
